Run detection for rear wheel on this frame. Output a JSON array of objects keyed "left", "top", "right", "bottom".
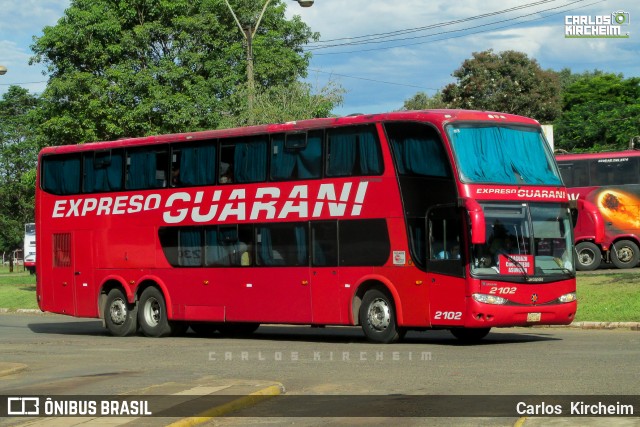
[
  {"left": 450, "top": 327, "right": 491, "bottom": 343},
  {"left": 104, "top": 288, "right": 137, "bottom": 337},
  {"left": 611, "top": 240, "right": 640, "bottom": 269},
  {"left": 137, "top": 287, "right": 176, "bottom": 337},
  {"left": 575, "top": 241, "right": 602, "bottom": 271},
  {"left": 359, "top": 288, "right": 402, "bottom": 344}
]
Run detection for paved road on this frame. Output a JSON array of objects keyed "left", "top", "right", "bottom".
[{"left": 0, "top": 312, "right": 639, "bottom": 427}]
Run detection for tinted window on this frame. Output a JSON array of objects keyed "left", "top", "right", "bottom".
[
  {"left": 42, "top": 154, "right": 81, "bottom": 195},
  {"left": 271, "top": 131, "right": 323, "bottom": 180},
  {"left": 220, "top": 136, "right": 267, "bottom": 184},
  {"left": 591, "top": 157, "right": 639, "bottom": 186},
  {"left": 256, "top": 223, "right": 308, "bottom": 266},
  {"left": 386, "top": 122, "right": 452, "bottom": 178},
  {"left": 83, "top": 150, "right": 124, "bottom": 192},
  {"left": 339, "top": 219, "right": 390, "bottom": 266},
  {"left": 126, "top": 147, "right": 169, "bottom": 190},
  {"left": 311, "top": 221, "right": 338, "bottom": 266},
  {"left": 171, "top": 141, "right": 216, "bottom": 187},
  {"left": 326, "top": 125, "right": 383, "bottom": 177}
]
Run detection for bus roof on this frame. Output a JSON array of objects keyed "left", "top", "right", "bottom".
[
  {"left": 38, "top": 109, "right": 541, "bottom": 156},
  {"left": 556, "top": 149, "right": 640, "bottom": 162}
]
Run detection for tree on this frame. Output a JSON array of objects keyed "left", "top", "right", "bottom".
[
  {"left": 0, "top": 86, "right": 40, "bottom": 271},
  {"left": 554, "top": 73, "right": 640, "bottom": 151},
  {"left": 30, "top": 0, "right": 319, "bottom": 146},
  {"left": 400, "top": 91, "right": 446, "bottom": 110},
  {"left": 218, "top": 80, "right": 344, "bottom": 128},
  {"left": 441, "top": 50, "right": 561, "bottom": 122}
]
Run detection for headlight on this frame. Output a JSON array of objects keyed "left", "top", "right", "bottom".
[
  {"left": 558, "top": 292, "right": 576, "bottom": 303},
  {"left": 472, "top": 293, "right": 508, "bottom": 305}
]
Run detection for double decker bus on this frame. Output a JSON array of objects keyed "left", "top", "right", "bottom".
[
  {"left": 24, "top": 223, "right": 36, "bottom": 275},
  {"left": 556, "top": 149, "right": 640, "bottom": 271},
  {"left": 36, "top": 110, "right": 576, "bottom": 343}
]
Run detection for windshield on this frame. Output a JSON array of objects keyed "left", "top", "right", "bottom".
[
  {"left": 447, "top": 123, "right": 562, "bottom": 185},
  {"left": 471, "top": 202, "right": 574, "bottom": 279},
  {"left": 25, "top": 223, "right": 35, "bottom": 234}
]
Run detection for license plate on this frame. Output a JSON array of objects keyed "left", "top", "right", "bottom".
[{"left": 527, "top": 312, "right": 541, "bottom": 322}]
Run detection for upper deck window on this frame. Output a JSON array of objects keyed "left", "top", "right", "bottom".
[
  {"left": 447, "top": 124, "right": 561, "bottom": 185},
  {"left": 385, "top": 122, "right": 452, "bottom": 178},
  {"left": 326, "top": 125, "right": 383, "bottom": 177},
  {"left": 42, "top": 154, "right": 81, "bottom": 195}
]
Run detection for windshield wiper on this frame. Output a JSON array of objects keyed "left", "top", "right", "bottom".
[{"left": 501, "top": 253, "right": 529, "bottom": 280}]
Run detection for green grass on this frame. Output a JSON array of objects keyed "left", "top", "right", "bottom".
[
  {"left": 0, "top": 267, "right": 638, "bottom": 322},
  {"left": 574, "top": 273, "right": 640, "bottom": 322},
  {"left": 0, "top": 266, "right": 38, "bottom": 309}
]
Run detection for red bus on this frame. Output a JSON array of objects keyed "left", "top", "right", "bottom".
[
  {"left": 557, "top": 149, "right": 640, "bottom": 271},
  {"left": 36, "top": 110, "right": 576, "bottom": 343}
]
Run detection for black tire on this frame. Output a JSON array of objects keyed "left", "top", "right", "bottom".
[
  {"left": 217, "top": 323, "right": 260, "bottom": 337},
  {"left": 450, "top": 327, "right": 491, "bottom": 343},
  {"left": 611, "top": 240, "right": 640, "bottom": 269},
  {"left": 104, "top": 288, "right": 137, "bottom": 337},
  {"left": 575, "top": 241, "right": 602, "bottom": 271},
  {"left": 359, "top": 288, "right": 402, "bottom": 344},
  {"left": 138, "top": 287, "right": 174, "bottom": 337}
]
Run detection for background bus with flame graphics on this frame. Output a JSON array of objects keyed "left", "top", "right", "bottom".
[
  {"left": 557, "top": 150, "right": 640, "bottom": 271},
  {"left": 36, "top": 110, "right": 576, "bottom": 343}
]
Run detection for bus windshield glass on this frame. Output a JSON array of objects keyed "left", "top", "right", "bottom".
[
  {"left": 471, "top": 202, "right": 574, "bottom": 279},
  {"left": 447, "top": 123, "right": 562, "bottom": 185}
]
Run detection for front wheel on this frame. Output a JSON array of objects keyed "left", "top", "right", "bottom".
[
  {"left": 138, "top": 287, "right": 174, "bottom": 337},
  {"left": 450, "top": 327, "right": 491, "bottom": 343},
  {"left": 611, "top": 240, "right": 640, "bottom": 269},
  {"left": 104, "top": 288, "right": 137, "bottom": 337},
  {"left": 359, "top": 289, "right": 402, "bottom": 344},
  {"left": 575, "top": 241, "right": 602, "bottom": 271}
]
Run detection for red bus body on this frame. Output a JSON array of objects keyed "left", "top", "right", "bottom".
[
  {"left": 557, "top": 150, "right": 640, "bottom": 270},
  {"left": 36, "top": 110, "right": 576, "bottom": 342}
]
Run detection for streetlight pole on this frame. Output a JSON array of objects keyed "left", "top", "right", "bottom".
[{"left": 224, "top": 0, "right": 313, "bottom": 124}]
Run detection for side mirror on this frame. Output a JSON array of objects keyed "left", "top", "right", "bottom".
[{"left": 460, "top": 198, "right": 486, "bottom": 244}]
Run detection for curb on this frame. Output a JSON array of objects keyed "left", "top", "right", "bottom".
[{"left": 166, "top": 383, "right": 285, "bottom": 427}]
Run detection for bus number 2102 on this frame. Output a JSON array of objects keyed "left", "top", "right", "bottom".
[
  {"left": 489, "top": 287, "right": 517, "bottom": 295},
  {"left": 434, "top": 311, "right": 462, "bottom": 320}
]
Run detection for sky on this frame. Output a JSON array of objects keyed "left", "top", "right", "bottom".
[{"left": 0, "top": 0, "right": 638, "bottom": 117}]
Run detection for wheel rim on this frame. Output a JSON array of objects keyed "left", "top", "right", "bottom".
[
  {"left": 578, "top": 248, "right": 596, "bottom": 266},
  {"left": 367, "top": 298, "right": 391, "bottom": 332},
  {"left": 616, "top": 246, "right": 634, "bottom": 263},
  {"left": 143, "top": 297, "right": 161, "bottom": 327},
  {"left": 109, "top": 298, "right": 127, "bottom": 326}
]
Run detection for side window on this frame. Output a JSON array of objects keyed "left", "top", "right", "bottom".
[
  {"left": 339, "top": 219, "right": 390, "bottom": 266},
  {"left": 326, "top": 125, "right": 383, "bottom": 177},
  {"left": 256, "top": 223, "right": 308, "bottom": 266},
  {"left": 171, "top": 141, "right": 216, "bottom": 187},
  {"left": 427, "top": 206, "right": 464, "bottom": 277},
  {"left": 205, "top": 225, "right": 253, "bottom": 267},
  {"left": 558, "top": 163, "right": 573, "bottom": 187},
  {"left": 593, "top": 158, "right": 638, "bottom": 186},
  {"left": 220, "top": 136, "right": 267, "bottom": 184},
  {"left": 126, "top": 147, "right": 169, "bottom": 190},
  {"left": 42, "top": 154, "right": 81, "bottom": 195},
  {"left": 385, "top": 122, "right": 452, "bottom": 178},
  {"left": 83, "top": 150, "right": 124, "bottom": 193},
  {"left": 271, "top": 130, "right": 323, "bottom": 180},
  {"left": 311, "top": 221, "right": 338, "bottom": 266}
]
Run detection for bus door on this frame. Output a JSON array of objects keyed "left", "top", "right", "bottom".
[
  {"left": 50, "top": 232, "right": 75, "bottom": 315},
  {"left": 73, "top": 230, "right": 95, "bottom": 317},
  {"left": 426, "top": 206, "right": 466, "bottom": 326},
  {"left": 309, "top": 222, "right": 342, "bottom": 324}
]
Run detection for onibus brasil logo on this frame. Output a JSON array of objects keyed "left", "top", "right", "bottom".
[{"left": 565, "top": 11, "right": 630, "bottom": 38}]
